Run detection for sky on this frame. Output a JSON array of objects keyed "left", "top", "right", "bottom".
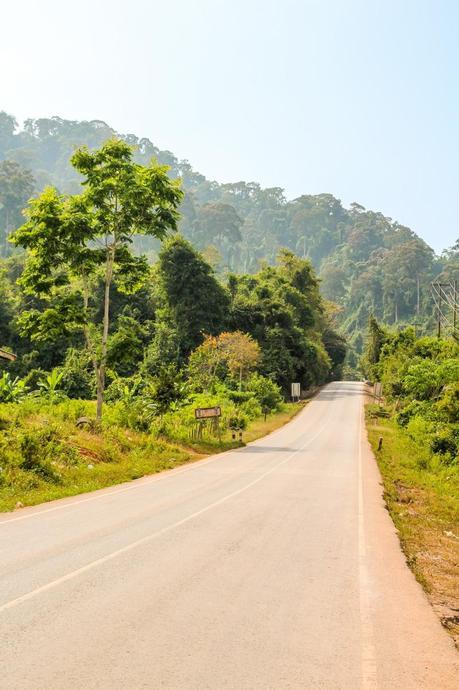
[{"left": 1, "top": 0, "right": 458, "bottom": 252}]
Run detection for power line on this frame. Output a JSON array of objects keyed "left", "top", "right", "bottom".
[{"left": 431, "top": 280, "right": 458, "bottom": 339}]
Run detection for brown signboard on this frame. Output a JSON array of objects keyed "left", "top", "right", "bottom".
[
  {"left": 195, "top": 406, "right": 221, "bottom": 420},
  {"left": 0, "top": 349, "right": 16, "bottom": 362}
]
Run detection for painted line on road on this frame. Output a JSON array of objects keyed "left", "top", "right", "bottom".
[
  {"left": 0, "top": 392, "right": 335, "bottom": 528},
  {"left": 0, "top": 418, "right": 330, "bottom": 613},
  {"left": 358, "top": 403, "right": 378, "bottom": 689}
]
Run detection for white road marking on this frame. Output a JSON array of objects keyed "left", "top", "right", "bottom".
[
  {"left": 358, "top": 402, "right": 378, "bottom": 689},
  {"left": 0, "top": 396, "right": 329, "bottom": 528},
  {"left": 0, "top": 453, "right": 228, "bottom": 527},
  {"left": 0, "top": 419, "right": 330, "bottom": 613}
]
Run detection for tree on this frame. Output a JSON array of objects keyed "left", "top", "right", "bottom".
[
  {"left": 362, "top": 317, "right": 388, "bottom": 379},
  {"left": 246, "top": 372, "right": 283, "bottom": 413},
  {"left": 192, "top": 202, "right": 242, "bottom": 268},
  {"left": 1, "top": 110, "right": 443, "bottom": 366},
  {"left": 322, "top": 328, "right": 347, "bottom": 378},
  {"left": 12, "top": 139, "right": 182, "bottom": 419},
  {"left": 217, "top": 331, "right": 260, "bottom": 389},
  {"left": 228, "top": 252, "right": 333, "bottom": 391},
  {"left": 157, "top": 235, "right": 229, "bottom": 358},
  {"left": 0, "top": 160, "right": 35, "bottom": 254},
  {"left": 188, "top": 331, "right": 260, "bottom": 391},
  {"left": 0, "top": 112, "right": 17, "bottom": 151}
]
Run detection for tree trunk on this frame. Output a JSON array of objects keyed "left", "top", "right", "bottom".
[
  {"left": 96, "top": 245, "right": 115, "bottom": 420},
  {"left": 82, "top": 276, "right": 100, "bottom": 418}
]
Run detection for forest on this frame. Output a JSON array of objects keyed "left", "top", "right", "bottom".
[
  {"left": 0, "top": 134, "right": 345, "bottom": 509},
  {"left": 1, "top": 112, "right": 458, "bottom": 370}
]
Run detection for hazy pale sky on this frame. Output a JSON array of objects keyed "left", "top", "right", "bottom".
[{"left": 2, "top": 0, "right": 458, "bottom": 252}]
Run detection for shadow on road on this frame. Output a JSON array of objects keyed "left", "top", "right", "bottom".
[{"left": 238, "top": 445, "right": 296, "bottom": 454}]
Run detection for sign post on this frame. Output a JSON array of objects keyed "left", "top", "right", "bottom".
[
  {"left": 374, "top": 382, "right": 383, "bottom": 405},
  {"left": 194, "top": 406, "right": 221, "bottom": 420},
  {"left": 0, "top": 349, "right": 16, "bottom": 362},
  {"left": 291, "top": 382, "right": 301, "bottom": 402},
  {"left": 192, "top": 407, "right": 222, "bottom": 441}
]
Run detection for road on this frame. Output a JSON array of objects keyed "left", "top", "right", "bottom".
[{"left": 0, "top": 382, "right": 457, "bottom": 689}]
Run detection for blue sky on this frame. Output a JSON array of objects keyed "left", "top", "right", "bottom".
[{"left": 2, "top": 0, "right": 458, "bottom": 252}]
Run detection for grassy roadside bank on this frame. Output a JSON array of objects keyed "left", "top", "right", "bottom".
[
  {"left": 366, "top": 409, "right": 459, "bottom": 647},
  {"left": 0, "top": 401, "right": 305, "bottom": 513}
]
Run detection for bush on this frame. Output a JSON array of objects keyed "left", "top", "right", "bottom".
[
  {"left": 60, "top": 348, "right": 95, "bottom": 399},
  {"left": 436, "top": 383, "right": 459, "bottom": 423},
  {"left": 246, "top": 373, "right": 283, "bottom": 413},
  {"left": 19, "top": 427, "right": 63, "bottom": 483},
  {"left": 226, "top": 390, "right": 254, "bottom": 403},
  {"left": 239, "top": 398, "right": 262, "bottom": 420},
  {"left": 396, "top": 400, "right": 432, "bottom": 427},
  {"left": 430, "top": 427, "right": 458, "bottom": 461},
  {"left": 228, "top": 415, "right": 248, "bottom": 431},
  {"left": 0, "top": 372, "right": 28, "bottom": 403}
]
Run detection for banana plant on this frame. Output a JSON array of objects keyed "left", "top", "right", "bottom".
[
  {"left": 0, "top": 372, "right": 28, "bottom": 403},
  {"left": 37, "top": 369, "right": 67, "bottom": 403}
]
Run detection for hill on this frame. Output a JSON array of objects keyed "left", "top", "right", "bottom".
[{"left": 0, "top": 111, "right": 458, "bottom": 363}]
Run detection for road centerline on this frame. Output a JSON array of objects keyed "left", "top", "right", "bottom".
[{"left": 0, "top": 419, "right": 329, "bottom": 613}]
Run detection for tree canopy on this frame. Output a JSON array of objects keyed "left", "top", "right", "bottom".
[{"left": 1, "top": 110, "right": 457, "bottom": 366}]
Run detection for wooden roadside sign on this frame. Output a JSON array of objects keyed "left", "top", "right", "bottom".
[
  {"left": 0, "top": 349, "right": 16, "bottom": 362},
  {"left": 195, "top": 406, "right": 221, "bottom": 420}
]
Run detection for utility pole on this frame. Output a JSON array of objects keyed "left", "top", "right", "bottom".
[{"left": 431, "top": 280, "right": 458, "bottom": 340}]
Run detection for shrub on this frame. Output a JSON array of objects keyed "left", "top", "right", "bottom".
[
  {"left": 396, "top": 400, "right": 432, "bottom": 427},
  {"left": 60, "top": 348, "right": 95, "bottom": 399},
  {"left": 246, "top": 373, "right": 283, "bottom": 413},
  {"left": 436, "top": 383, "right": 459, "bottom": 423},
  {"left": 239, "top": 399, "right": 262, "bottom": 420},
  {"left": 430, "top": 427, "right": 458, "bottom": 461},
  {"left": 0, "top": 372, "right": 28, "bottom": 403},
  {"left": 19, "top": 427, "right": 62, "bottom": 483},
  {"left": 228, "top": 415, "right": 248, "bottom": 431},
  {"left": 37, "top": 369, "right": 67, "bottom": 403}
]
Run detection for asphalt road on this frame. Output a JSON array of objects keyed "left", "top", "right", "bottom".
[{"left": 0, "top": 382, "right": 457, "bottom": 689}]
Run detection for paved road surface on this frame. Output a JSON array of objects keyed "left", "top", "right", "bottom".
[{"left": 0, "top": 382, "right": 457, "bottom": 689}]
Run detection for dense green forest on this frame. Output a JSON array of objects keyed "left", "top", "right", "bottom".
[
  {"left": 0, "top": 137, "right": 346, "bottom": 508},
  {"left": 0, "top": 137, "right": 344, "bottom": 405},
  {"left": 1, "top": 112, "right": 457, "bottom": 368}
]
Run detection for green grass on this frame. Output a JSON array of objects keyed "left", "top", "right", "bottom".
[
  {"left": 366, "top": 409, "right": 459, "bottom": 645},
  {"left": 0, "top": 400, "right": 304, "bottom": 513}
]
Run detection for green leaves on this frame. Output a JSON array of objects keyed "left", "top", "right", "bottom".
[
  {"left": 12, "top": 138, "right": 183, "bottom": 418},
  {"left": 37, "top": 369, "right": 66, "bottom": 403},
  {"left": 17, "top": 292, "right": 85, "bottom": 342},
  {"left": 0, "top": 372, "right": 28, "bottom": 403},
  {"left": 158, "top": 235, "right": 230, "bottom": 357}
]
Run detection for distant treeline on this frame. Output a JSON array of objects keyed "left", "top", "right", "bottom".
[{"left": 0, "top": 112, "right": 458, "bottom": 363}]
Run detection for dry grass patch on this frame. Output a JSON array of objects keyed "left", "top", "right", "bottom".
[{"left": 366, "top": 410, "right": 459, "bottom": 647}]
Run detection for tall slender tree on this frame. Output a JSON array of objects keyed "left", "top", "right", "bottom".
[{"left": 13, "top": 139, "right": 182, "bottom": 419}]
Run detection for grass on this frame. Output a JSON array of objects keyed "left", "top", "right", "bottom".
[
  {"left": 366, "top": 409, "right": 459, "bottom": 646},
  {"left": 0, "top": 400, "right": 304, "bottom": 513}
]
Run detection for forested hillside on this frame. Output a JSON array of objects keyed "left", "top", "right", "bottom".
[
  {"left": 0, "top": 138, "right": 345, "bottom": 508},
  {"left": 0, "top": 138, "right": 344, "bottom": 396},
  {"left": 1, "top": 111, "right": 458, "bottom": 363}
]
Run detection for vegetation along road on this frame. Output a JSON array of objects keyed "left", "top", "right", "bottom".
[{"left": 0, "top": 382, "right": 457, "bottom": 689}]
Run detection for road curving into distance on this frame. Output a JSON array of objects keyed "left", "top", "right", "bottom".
[{"left": 0, "top": 382, "right": 457, "bottom": 688}]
